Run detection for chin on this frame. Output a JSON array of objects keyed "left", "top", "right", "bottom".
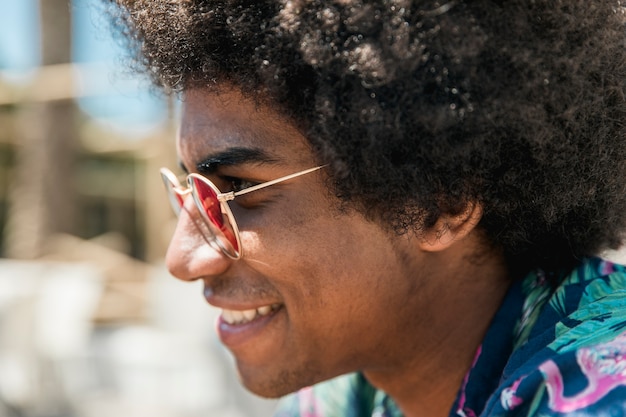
[
  {"left": 236, "top": 361, "right": 328, "bottom": 399},
  {"left": 239, "top": 373, "right": 301, "bottom": 399}
]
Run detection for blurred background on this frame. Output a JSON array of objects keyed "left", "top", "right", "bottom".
[{"left": 0, "top": 0, "right": 278, "bottom": 416}]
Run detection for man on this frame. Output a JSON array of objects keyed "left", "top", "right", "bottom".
[{"left": 108, "top": 1, "right": 626, "bottom": 416}]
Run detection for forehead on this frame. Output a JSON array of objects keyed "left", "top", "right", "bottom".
[{"left": 178, "top": 87, "right": 314, "bottom": 169}]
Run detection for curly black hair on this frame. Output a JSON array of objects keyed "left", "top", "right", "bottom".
[{"left": 108, "top": 0, "right": 626, "bottom": 276}]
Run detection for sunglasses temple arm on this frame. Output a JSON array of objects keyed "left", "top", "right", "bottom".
[{"left": 226, "top": 165, "right": 326, "bottom": 199}]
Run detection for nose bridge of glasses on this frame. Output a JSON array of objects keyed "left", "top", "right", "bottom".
[{"left": 174, "top": 186, "right": 192, "bottom": 196}]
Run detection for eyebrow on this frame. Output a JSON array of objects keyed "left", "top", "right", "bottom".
[{"left": 182, "top": 147, "right": 280, "bottom": 175}]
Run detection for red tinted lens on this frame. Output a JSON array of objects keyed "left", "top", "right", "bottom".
[
  {"left": 189, "top": 177, "right": 240, "bottom": 255},
  {"left": 190, "top": 177, "right": 224, "bottom": 228},
  {"left": 174, "top": 193, "right": 184, "bottom": 208},
  {"left": 220, "top": 221, "right": 239, "bottom": 253}
]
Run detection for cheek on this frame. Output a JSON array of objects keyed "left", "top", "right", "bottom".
[
  {"left": 237, "top": 189, "right": 406, "bottom": 302},
  {"left": 240, "top": 197, "right": 424, "bottom": 370},
  {"left": 257, "top": 197, "right": 357, "bottom": 271},
  {"left": 235, "top": 187, "right": 334, "bottom": 255},
  {"left": 261, "top": 200, "right": 399, "bottom": 299},
  {"left": 274, "top": 216, "right": 414, "bottom": 369}
]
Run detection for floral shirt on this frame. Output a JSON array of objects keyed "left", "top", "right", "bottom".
[{"left": 274, "top": 257, "right": 626, "bottom": 417}]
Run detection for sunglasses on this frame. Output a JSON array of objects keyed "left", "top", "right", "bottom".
[{"left": 160, "top": 165, "right": 325, "bottom": 259}]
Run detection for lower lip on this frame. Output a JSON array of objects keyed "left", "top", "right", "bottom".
[{"left": 216, "top": 307, "right": 283, "bottom": 348}]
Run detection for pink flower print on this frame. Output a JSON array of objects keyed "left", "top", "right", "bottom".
[
  {"left": 500, "top": 378, "right": 524, "bottom": 411},
  {"left": 456, "top": 345, "right": 482, "bottom": 417},
  {"left": 539, "top": 331, "right": 626, "bottom": 413},
  {"left": 599, "top": 260, "right": 616, "bottom": 276}
]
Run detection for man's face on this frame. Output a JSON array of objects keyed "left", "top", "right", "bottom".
[{"left": 166, "top": 86, "right": 442, "bottom": 398}]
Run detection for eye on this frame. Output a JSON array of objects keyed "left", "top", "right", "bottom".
[{"left": 224, "top": 176, "right": 258, "bottom": 193}]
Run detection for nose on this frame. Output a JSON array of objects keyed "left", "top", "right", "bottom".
[{"left": 165, "top": 200, "right": 231, "bottom": 281}]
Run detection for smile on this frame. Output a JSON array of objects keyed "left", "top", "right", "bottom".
[{"left": 221, "top": 303, "right": 281, "bottom": 325}]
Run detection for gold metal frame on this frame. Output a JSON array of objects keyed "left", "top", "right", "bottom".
[{"left": 160, "top": 165, "right": 325, "bottom": 259}]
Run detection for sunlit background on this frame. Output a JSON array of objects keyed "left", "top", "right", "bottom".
[{"left": 0, "top": 0, "right": 278, "bottom": 416}]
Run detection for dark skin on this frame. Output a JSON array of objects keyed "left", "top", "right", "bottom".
[{"left": 165, "top": 86, "right": 511, "bottom": 417}]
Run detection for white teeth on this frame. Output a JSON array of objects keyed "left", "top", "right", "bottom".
[
  {"left": 222, "top": 309, "right": 235, "bottom": 324},
  {"left": 221, "top": 304, "right": 278, "bottom": 325},
  {"left": 230, "top": 310, "right": 244, "bottom": 323},
  {"left": 257, "top": 305, "right": 272, "bottom": 316},
  {"left": 242, "top": 309, "right": 257, "bottom": 321}
]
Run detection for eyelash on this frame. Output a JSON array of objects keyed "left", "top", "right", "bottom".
[{"left": 223, "top": 176, "right": 257, "bottom": 193}]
